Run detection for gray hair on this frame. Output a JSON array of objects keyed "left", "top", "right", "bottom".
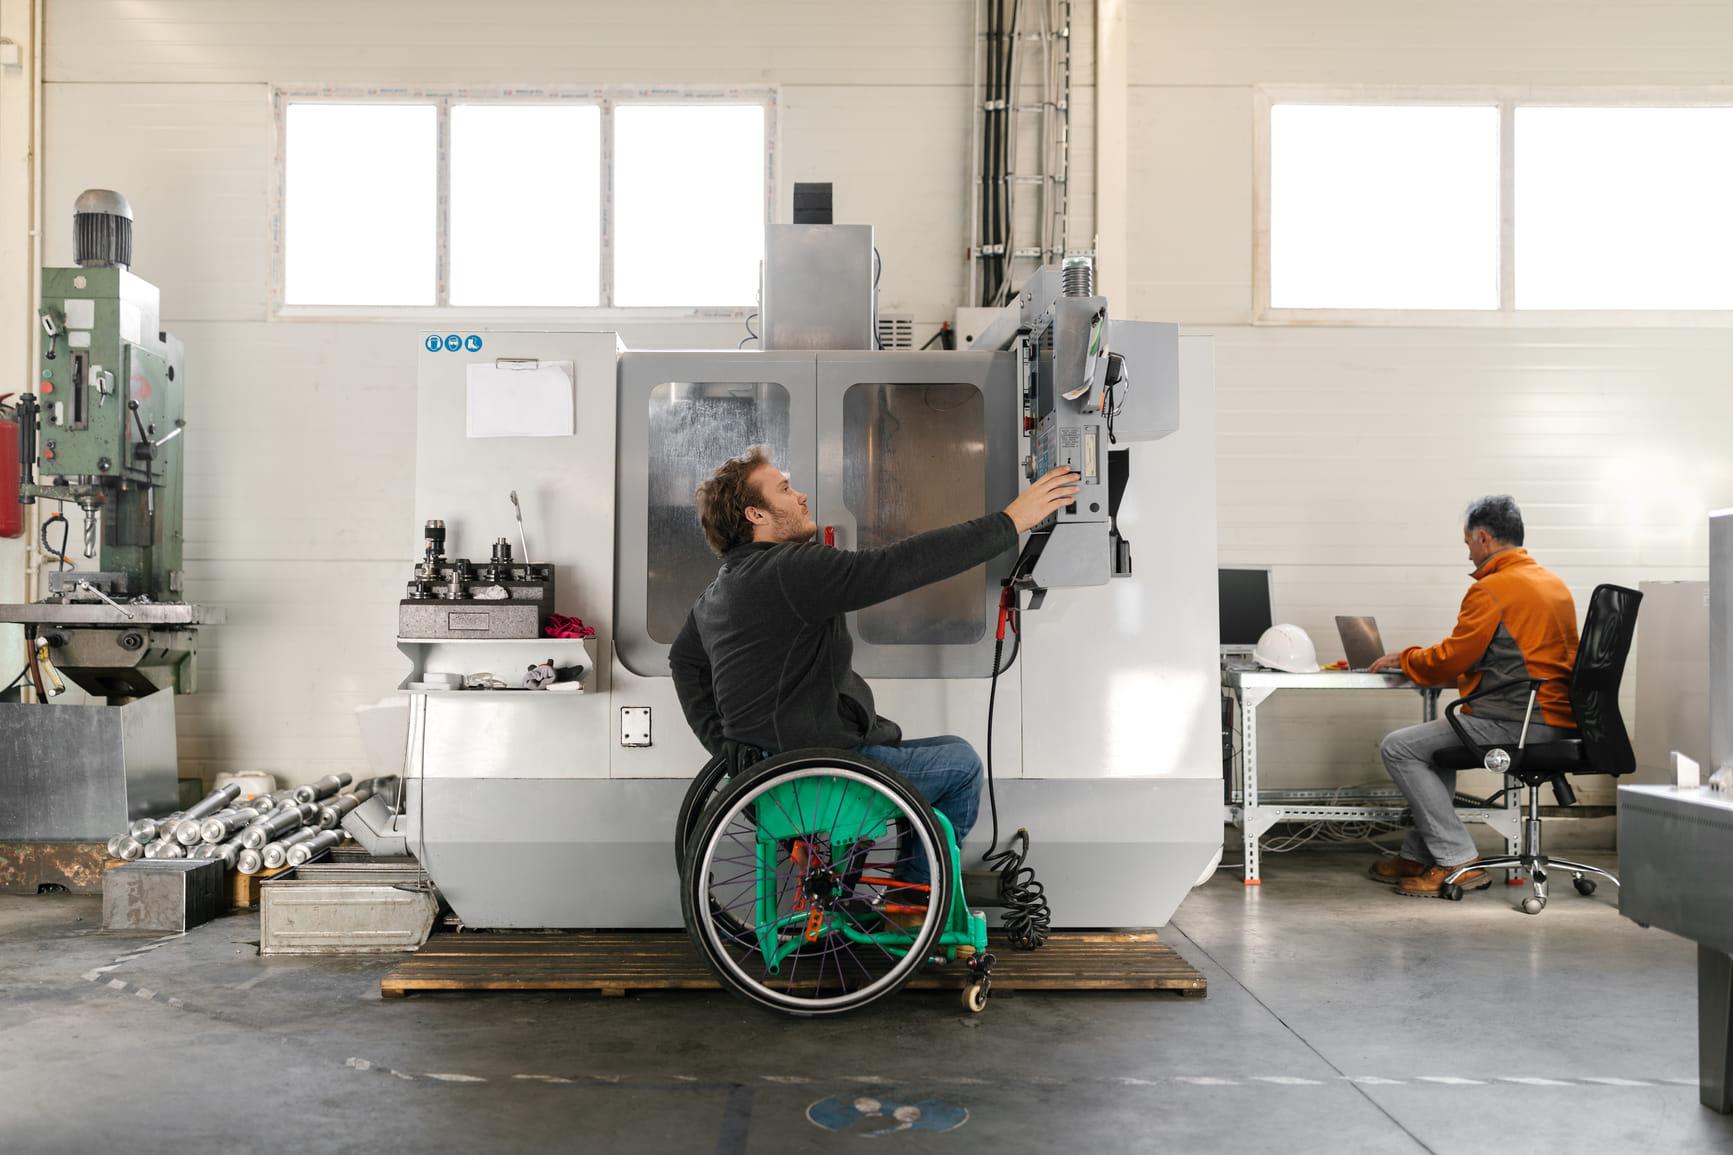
[{"left": 1464, "top": 495, "right": 1524, "bottom": 547}]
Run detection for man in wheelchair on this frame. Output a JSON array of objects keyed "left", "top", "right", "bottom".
[{"left": 669, "top": 445, "right": 1079, "bottom": 887}]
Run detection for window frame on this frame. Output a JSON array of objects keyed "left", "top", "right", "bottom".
[
  {"left": 272, "top": 85, "right": 778, "bottom": 319},
  {"left": 1254, "top": 85, "right": 1733, "bottom": 326}
]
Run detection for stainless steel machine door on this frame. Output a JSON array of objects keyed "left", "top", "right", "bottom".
[
  {"left": 817, "top": 351, "right": 1019, "bottom": 678},
  {"left": 615, "top": 351, "right": 817, "bottom": 677}
]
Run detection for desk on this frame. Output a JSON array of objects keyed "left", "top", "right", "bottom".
[
  {"left": 1618, "top": 784, "right": 1733, "bottom": 1114},
  {"left": 1222, "top": 667, "right": 1521, "bottom": 884}
]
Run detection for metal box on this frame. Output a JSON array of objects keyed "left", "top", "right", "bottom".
[
  {"left": 761, "top": 223, "right": 874, "bottom": 350},
  {"left": 259, "top": 863, "right": 438, "bottom": 954},
  {"left": 102, "top": 858, "right": 223, "bottom": 932},
  {"left": 0, "top": 691, "right": 179, "bottom": 839}
]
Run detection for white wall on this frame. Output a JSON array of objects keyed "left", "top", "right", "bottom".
[
  {"left": 1127, "top": 0, "right": 1733, "bottom": 805},
  {"left": 37, "top": 0, "right": 1091, "bottom": 785},
  {"left": 28, "top": 0, "right": 1733, "bottom": 802}
]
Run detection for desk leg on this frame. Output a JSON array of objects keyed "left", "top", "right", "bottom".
[
  {"left": 1240, "top": 689, "right": 1267, "bottom": 886},
  {"left": 1704, "top": 946, "right": 1733, "bottom": 1114},
  {"left": 1422, "top": 687, "right": 1441, "bottom": 723}
]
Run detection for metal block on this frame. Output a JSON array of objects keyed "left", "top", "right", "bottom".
[
  {"left": 0, "top": 691, "right": 178, "bottom": 839},
  {"left": 259, "top": 876, "right": 439, "bottom": 955},
  {"left": 397, "top": 601, "right": 543, "bottom": 640},
  {"left": 761, "top": 223, "right": 874, "bottom": 350},
  {"left": 102, "top": 858, "right": 223, "bottom": 932}
]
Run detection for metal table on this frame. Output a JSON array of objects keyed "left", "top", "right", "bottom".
[
  {"left": 1619, "top": 784, "right": 1733, "bottom": 1114},
  {"left": 1222, "top": 667, "right": 1520, "bottom": 884}
]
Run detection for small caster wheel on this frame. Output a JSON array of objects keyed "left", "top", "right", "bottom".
[
  {"left": 1521, "top": 896, "right": 1545, "bottom": 915},
  {"left": 963, "top": 981, "right": 989, "bottom": 1014},
  {"left": 1443, "top": 884, "right": 1463, "bottom": 902},
  {"left": 1573, "top": 877, "right": 1596, "bottom": 897}
]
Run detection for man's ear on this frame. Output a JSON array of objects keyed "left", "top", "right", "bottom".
[{"left": 745, "top": 506, "right": 765, "bottom": 525}]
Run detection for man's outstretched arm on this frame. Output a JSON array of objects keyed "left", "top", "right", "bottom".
[
  {"left": 669, "top": 611, "right": 726, "bottom": 756},
  {"left": 779, "top": 467, "right": 1081, "bottom": 622}
]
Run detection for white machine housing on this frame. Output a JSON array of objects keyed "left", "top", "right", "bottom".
[{"left": 387, "top": 321, "right": 1222, "bottom": 929}]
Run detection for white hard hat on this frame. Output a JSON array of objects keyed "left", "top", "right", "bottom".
[{"left": 1253, "top": 624, "right": 1319, "bottom": 673}]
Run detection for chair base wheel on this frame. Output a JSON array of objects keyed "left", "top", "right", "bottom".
[
  {"left": 1442, "top": 884, "right": 1463, "bottom": 902},
  {"left": 1520, "top": 896, "right": 1545, "bottom": 915},
  {"left": 1573, "top": 877, "right": 1596, "bottom": 897},
  {"left": 963, "top": 980, "right": 989, "bottom": 1013}
]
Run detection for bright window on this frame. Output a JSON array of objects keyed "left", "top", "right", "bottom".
[
  {"left": 613, "top": 105, "right": 767, "bottom": 307},
  {"left": 283, "top": 104, "right": 437, "bottom": 306},
  {"left": 1516, "top": 107, "right": 1733, "bottom": 310},
  {"left": 277, "top": 90, "right": 772, "bottom": 310},
  {"left": 450, "top": 104, "right": 602, "bottom": 307},
  {"left": 1269, "top": 104, "right": 1501, "bottom": 310}
]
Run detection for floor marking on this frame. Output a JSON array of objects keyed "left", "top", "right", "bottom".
[
  {"left": 345, "top": 1058, "right": 373, "bottom": 1071},
  {"left": 1174, "top": 1077, "right": 1240, "bottom": 1086},
  {"left": 424, "top": 1073, "right": 487, "bottom": 1083},
  {"left": 515, "top": 1075, "right": 575, "bottom": 1084},
  {"left": 1345, "top": 1077, "right": 1407, "bottom": 1086},
  {"left": 1498, "top": 1077, "right": 1573, "bottom": 1087},
  {"left": 1417, "top": 1077, "right": 1483, "bottom": 1086},
  {"left": 389, "top": 1071, "right": 415, "bottom": 1081},
  {"left": 762, "top": 1076, "right": 815, "bottom": 1084},
  {"left": 1663, "top": 1078, "right": 1700, "bottom": 1086},
  {"left": 1114, "top": 1078, "right": 1165, "bottom": 1087},
  {"left": 107, "top": 979, "right": 127, "bottom": 991},
  {"left": 134, "top": 988, "right": 155, "bottom": 1001},
  {"left": 1254, "top": 1076, "right": 1325, "bottom": 1086},
  {"left": 1579, "top": 1078, "right": 1653, "bottom": 1087}
]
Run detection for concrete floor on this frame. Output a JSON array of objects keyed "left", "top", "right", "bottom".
[{"left": 2, "top": 848, "right": 1730, "bottom": 1153}]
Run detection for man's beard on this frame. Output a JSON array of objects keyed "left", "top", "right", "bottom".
[{"left": 773, "top": 506, "right": 816, "bottom": 543}]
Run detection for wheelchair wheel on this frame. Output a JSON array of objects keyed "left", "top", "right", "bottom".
[
  {"left": 681, "top": 749, "right": 953, "bottom": 1017},
  {"left": 675, "top": 750, "right": 733, "bottom": 873}
]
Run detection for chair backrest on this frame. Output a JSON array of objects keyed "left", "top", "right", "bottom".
[{"left": 1565, "top": 584, "right": 1641, "bottom": 776}]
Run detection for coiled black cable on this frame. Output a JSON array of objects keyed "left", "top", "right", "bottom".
[
  {"left": 981, "top": 587, "right": 1051, "bottom": 951},
  {"left": 41, "top": 509, "right": 70, "bottom": 571}
]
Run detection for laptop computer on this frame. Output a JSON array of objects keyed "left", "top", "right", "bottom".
[{"left": 1336, "top": 616, "right": 1387, "bottom": 671}]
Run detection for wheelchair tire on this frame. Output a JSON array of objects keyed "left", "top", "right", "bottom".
[
  {"left": 675, "top": 750, "right": 734, "bottom": 874},
  {"left": 680, "top": 748, "right": 953, "bottom": 1017}
]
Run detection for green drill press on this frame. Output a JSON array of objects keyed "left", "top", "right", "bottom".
[{"left": 0, "top": 190, "right": 223, "bottom": 844}]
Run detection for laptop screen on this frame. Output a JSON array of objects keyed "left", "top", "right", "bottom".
[{"left": 1219, "top": 568, "right": 1273, "bottom": 646}]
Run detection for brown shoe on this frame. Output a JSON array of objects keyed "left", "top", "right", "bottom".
[
  {"left": 1368, "top": 856, "right": 1429, "bottom": 885},
  {"left": 1396, "top": 861, "right": 1491, "bottom": 898}
]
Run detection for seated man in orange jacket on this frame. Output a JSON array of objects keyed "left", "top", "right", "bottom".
[{"left": 1366, "top": 495, "right": 1579, "bottom": 898}]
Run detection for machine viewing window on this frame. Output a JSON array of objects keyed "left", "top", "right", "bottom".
[
  {"left": 645, "top": 382, "right": 791, "bottom": 642},
  {"left": 276, "top": 88, "right": 773, "bottom": 311},
  {"left": 843, "top": 383, "right": 987, "bottom": 645}
]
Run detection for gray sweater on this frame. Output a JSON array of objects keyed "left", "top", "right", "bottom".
[{"left": 669, "top": 513, "right": 1019, "bottom": 755}]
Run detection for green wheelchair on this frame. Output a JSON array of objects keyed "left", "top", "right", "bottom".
[{"left": 677, "top": 746, "right": 995, "bottom": 1017}]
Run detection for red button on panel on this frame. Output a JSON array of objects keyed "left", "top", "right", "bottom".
[{"left": 40, "top": 381, "right": 53, "bottom": 394}]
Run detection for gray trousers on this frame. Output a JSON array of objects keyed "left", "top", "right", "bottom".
[{"left": 1380, "top": 714, "right": 1571, "bottom": 867}]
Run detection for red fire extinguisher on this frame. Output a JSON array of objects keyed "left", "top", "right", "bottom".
[{"left": 0, "top": 412, "right": 20, "bottom": 539}]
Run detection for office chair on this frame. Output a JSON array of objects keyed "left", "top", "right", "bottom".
[{"left": 1433, "top": 584, "right": 1642, "bottom": 913}]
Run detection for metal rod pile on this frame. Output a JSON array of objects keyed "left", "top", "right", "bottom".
[{"left": 103, "top": 775, "right": 399, "bottom": 875}]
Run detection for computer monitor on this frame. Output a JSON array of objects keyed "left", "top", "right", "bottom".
[{"left": 1219, "top": 567, "right": 1273, "bottom": 648}]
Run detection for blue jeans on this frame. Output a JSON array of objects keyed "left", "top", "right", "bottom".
[{"left": 855, "top": 734, "right": 984, "bottom": 885}]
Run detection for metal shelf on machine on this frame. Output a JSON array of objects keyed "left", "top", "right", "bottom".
[{"left": 394, "top": 636, "right": 596, "bottom": 694}]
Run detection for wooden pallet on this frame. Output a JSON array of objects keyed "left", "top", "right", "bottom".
[{"left": 379, "top": 931, "right": 1206, "bottom": 999}]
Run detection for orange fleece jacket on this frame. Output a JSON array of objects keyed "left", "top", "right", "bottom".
[{"left": 1399, "top": 549, "right": 1579, "bottom": 728}]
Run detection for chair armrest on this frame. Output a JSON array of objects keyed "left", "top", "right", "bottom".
[{"left": 1442, "top": 678, "right": 1545, "bottom": 769}]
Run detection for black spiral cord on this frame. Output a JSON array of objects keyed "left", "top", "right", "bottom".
[{"left": 982, "top": 582, "right": 1051, "bottom": 951}]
